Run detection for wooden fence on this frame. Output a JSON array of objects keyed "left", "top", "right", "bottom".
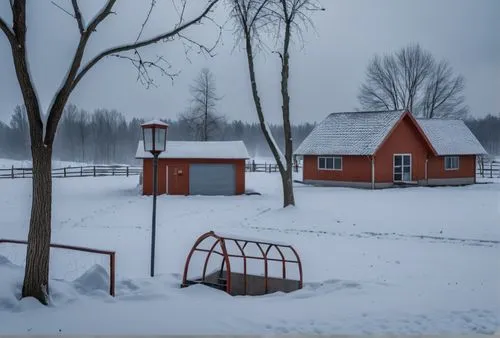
[
  {"left": 0, "top": 165, "right": 142, "bottom": 179},
  {"left": 245, "top": 161, "right": 301, "bottom": 173},
  {"left": 476, "top": 159, "right": 500, "bottom": 178}
]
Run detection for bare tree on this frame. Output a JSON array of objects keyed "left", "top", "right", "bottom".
[
  {"left": 420, "top": 60, "right": 468, "bottom": 119},
  {"left": 229, "top": 0, "right": 324, "bottom": 207},
  {"left": 0, "top": 0, "right": 220, "bottom": 304},
  {"left": 358, "top": 43, "right": 469, "bottom": 118},
  {"left": 179, "top": 68, "right": 225, "bottom": 141}
]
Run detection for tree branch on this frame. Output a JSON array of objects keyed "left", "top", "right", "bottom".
[
  {"left": 44, "top": 0, "right": 118, "bottom": 145},
  {"left": 71, "top": 0, "right": 85, "bottom": 34},
  {"left": 135, "top": 0, "right": 156, "bottom": 42},
  {"left": 72, "top": 0, "right": 219, "bottom": 91},
  {"left": 0, "top": 15, "right": 15, "bottom": 45},
  {"left": 111, "top": 52, "right": 179, "bottom": 88}
]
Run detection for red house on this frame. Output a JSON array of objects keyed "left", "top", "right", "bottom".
[
  {"left": 294, "top": 110, "right": 487, "bottom": 188},
  {"left": 136, "top": 140, "right": 249, "bottom": 195}
]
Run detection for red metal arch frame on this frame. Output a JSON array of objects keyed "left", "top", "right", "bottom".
[{"left": 181, "top": 231, "right": 303, "bottom": 295}]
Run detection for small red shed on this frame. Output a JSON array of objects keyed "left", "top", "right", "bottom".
[
  {"left": 136, "top": 140, "right": 250, "bottom": 196},
  {"left": 294, "top": 110, "right": 487, "bottom": 188}
]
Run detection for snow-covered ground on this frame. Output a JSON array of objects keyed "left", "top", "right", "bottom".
[{"left": 0, "top": 172, "right": 499, "bottom": 334}]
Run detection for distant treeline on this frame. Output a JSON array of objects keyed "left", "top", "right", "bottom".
[
  {"left": 0, "top": 105, "right": 498, "bottom": 164},
  {"left": 464, "top": 114, "right": 500, "bottom": 158},
  {"left": 0, "top": 104, "right": 315, "bottom": 164}
]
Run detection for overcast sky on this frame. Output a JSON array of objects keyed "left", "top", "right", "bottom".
[{"left": 0, "top": 0, "right": 499, "bottom": 125}]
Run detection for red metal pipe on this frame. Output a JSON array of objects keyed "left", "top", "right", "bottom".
[
  {"left": 218, "top": 239, "right": 231, "bottom": 294},
  {"left": 0, "top": 238, "right": 116, "bottom": 297},
  {"left": 194, "top": 248, "right": 224, "bottom": 256},
  {"left": 256, "top": 243, "right": 268, "bottom": 293},
  {"left": 274, "top": 245, "right": 287, "bottom": 279},
  {"left": 109, "top": 252, "right": 116, "bottom": 296},
  {"left": 181, "top": 232, "right": 214, "bottom": 286},
  {"left": 202, "top": 239, "right": 221, "bottom": 280},
  {"left": 218, "top": 236, "right": 292, "bottom": 248},
  {"left": 289, "top": 245, "right": 303, "bottom": 289},
  {"left": 194, "top": 249, "right": 297, "bottom": 263},
  {"left": 234, "top": 240, "right": 247, "bottom": 295}
]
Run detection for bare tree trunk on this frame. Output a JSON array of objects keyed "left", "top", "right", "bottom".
[
  {"left": 279, "top": 16, "right": 295, "bottom": 207},
  {"left": 22, "top": 144, "right": 52, "bottom": 304},
  {"left": 243, "top": 35, "right": 289, "bottom": 202}
]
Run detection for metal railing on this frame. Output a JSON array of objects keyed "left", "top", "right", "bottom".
[{"left": 0, "top": 238, "right": 116, "bottom": 297}]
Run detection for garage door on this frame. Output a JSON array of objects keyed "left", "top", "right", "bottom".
[{"left": 189, "top": 164, "right": 236, "bottom": 195}]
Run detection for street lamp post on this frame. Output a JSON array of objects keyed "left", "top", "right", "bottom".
[{"left": 141, "top": 120, "right": 168, "bottom": 277}]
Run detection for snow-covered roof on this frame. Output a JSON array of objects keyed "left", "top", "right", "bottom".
[
  {"left": 294, "top": 110, "right": 405, "bottom": 156},
  {"left": 135, "top": 140, "right": 250, "bottom": 159},
  {"left": 416, "top": 119, "right": 487, "bottom": 155},
  {"left": 294, "top": 110, "right": 487, "bottom": 157},
  {"left": 141, "top": 119, "right": 169, "bottom": 127}
]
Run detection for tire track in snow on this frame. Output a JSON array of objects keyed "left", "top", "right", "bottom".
[{"left": 241, "top": 226, "right": 500, "bottom": 247}]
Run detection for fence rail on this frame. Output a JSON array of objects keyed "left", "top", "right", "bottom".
[
  {"left": 476, "top": 159, "right": 500, "bottom": 178},
  {"left": 0, "top": 165, "right": 142, "bottom": 179},
  {"left": 0, "top": 238, "right": 115, "bottom": 297}
]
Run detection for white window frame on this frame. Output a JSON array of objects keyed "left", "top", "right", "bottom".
[
  {"left": 393, "top": 153, "right": 412, "bottom": 182},
  {"left": 318, "top": 156, "right": 342, "bottom": 171},
  {"left": 444, "top": 156, "right": 459, "bottom": 171}
]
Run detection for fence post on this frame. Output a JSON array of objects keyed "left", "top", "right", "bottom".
[
  {"left": 80, "top": 167, "right": 83, "bottom": 177},
  {"left": 252, "top": 160, "right": 256, "bottom": 172},
  {"left": 490, "top": 163, "right": 493, "bottom": 178},
  {"left": 22, "top": 168, "right": 25, "bottom": 178},
  {"left": 11, "top": 165, "right": 14, "bottom": 179},
  {"left": 126, "top": 166, "right": 129, "bottom": 177},
  {"left": 112, "top": 167, "right": 115, "bottom": 176},
  {"left": 93, "top": 166, "right": 96, "bottom": 177},
  {"left": 64, "top": 167, "right": 67, "bottom": 178}
]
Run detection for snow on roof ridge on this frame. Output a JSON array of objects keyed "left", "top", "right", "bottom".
[
  {"left": 416, "top": 117, "right": 464, "bottom": 122},
  {"left": 135, "top": 140, "right": 250, "bottom": 159},
  {"left": 327, "top": 109, "right": 404, "bottom": 116},
  {"left": 141, "top": 119, "right": 169, "bottom": 126}
]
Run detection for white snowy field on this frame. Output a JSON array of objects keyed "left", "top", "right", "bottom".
[{"left": 0, "top": 172, "right": 499, "bottom": 334}]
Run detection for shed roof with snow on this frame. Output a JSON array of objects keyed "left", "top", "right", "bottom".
[
  {"left": 135, "top": 140, "right": 250, "bottom": 159},
  {"left": 294, "top": 110, "right": 487, "bottom": 156},
  {"left": 294, "top": 110, "right": 406, "bottom": 156},
  {"left": 415, "top": 119, "right": 487, "bottom": 156}
]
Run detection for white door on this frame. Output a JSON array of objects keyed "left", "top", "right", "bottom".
[{"left": 394, "top": 154, "right": 412, "bottom": 182}]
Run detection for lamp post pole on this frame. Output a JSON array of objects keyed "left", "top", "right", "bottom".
[
  {"left": 141, "top": 119, "right": 168, "bottom": 278},
  {"left": 150, "top": 152, "right": 159, "bottom": 277}
]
